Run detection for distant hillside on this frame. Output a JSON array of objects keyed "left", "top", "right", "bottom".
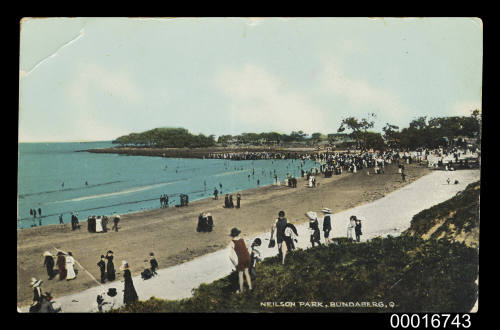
[{"left": 403, "top": 181, "right": 480, "bottom": 248}]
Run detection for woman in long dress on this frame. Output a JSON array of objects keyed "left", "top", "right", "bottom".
[
  {"left": 347, "top": 216, "right": 357, "bottom": 242},
  {"left": 121, "top": 261, "right": 138, "bottom": 305},
  {"left": 56, "top": 252, "right": 67, "bottom": 280},
  {"left": 95, "top": 216, "right": 103, "bottom": 233},
  {"left": 66, "top": 252, "right": 76, "bottom": 280},
  {"left": 106, "top": 251, "right": 116, "bottom": 281}
]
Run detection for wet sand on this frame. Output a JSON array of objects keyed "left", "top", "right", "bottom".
[{"left": 17, "top": 162, "right": 431, "bottom": 307}]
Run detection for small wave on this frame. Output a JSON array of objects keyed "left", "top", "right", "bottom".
[
  {"left": 50, "top": 180, "right": 185, "bottom": 203},
  {"left": 18, "top": 180, "right": 125, "bottom": 198},
  {"left": 214, "top": 169, "right": 250, "bottom": 177}
]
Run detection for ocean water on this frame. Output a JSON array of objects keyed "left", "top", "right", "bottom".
[{"left": 17, "top": 142, "right": 319, "bottom": 229}]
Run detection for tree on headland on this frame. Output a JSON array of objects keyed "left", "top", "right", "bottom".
[
  {"left": 113, "top": 127, "right": 216, "bottom": 148},
  {"left": 337, "top": 113, "right": 377, "bottom": 150}
]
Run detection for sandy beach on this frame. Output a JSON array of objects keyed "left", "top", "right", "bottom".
[{"left": 17, "top": 162, "right": 430, "bottom": 307}]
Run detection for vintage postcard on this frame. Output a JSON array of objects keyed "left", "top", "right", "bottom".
[{"left": 18, "top": 17, "right": 481, "bottom": 316}]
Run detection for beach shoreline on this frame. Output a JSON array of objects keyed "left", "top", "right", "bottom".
[
  {"left": 85, "top": 145, "right": 330, "bottom": 159},
  {"left": 17, "top": 162, "right": 431, "bottom": 307}
]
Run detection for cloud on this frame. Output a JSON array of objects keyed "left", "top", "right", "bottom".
[
  {"left": 320, "top": 59, "right": 411, "bottom": 124},
  {"left": 215, "top": 63, "right": 328, "bottom": 134}
]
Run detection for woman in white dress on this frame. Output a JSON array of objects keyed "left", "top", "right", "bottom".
[
  {"left": 66, "top": 252, "right": 77, "bottom": 280},
  {"left": 347, "top": 216, "right": 357, "bottom": 242},
  {"left": 95, "top": 216, "right": 103, "bottom": 233}
]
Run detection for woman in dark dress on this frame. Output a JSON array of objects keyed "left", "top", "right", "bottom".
[
  {"left": 56, "top": 252, "right": 67, "bottom": 280},
  {"left": 43, "top": 251, "right": 55, "bottom": 280},
  {"left": 309, "top": 217, "right": 321, "bottom": 247},
  {"left": 120, "top": 261, "right": 138, "bottom": 305},
  {"left": 106, "top": 251, "right": 116, "bottom": 281}
]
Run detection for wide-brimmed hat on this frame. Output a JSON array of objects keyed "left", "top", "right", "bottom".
[
  {"left": 57, "top": 251, "right": 64, "bottom": 256},
  {"left": 229, "top": 227, "right": 241, "bottom": 237},
  {"left": 119, "top": 260, "right": 129, "bottom": 270},
  {"left": 115, "top": 215, "right": 120, "bottom": 218},
  {"left": 107, "top": 288, "right": 117, "bottom": 297},
  {"left": 322, "top": 208, "right": 332, "bottom": 214},
  {"left": 43, "top": 251, "right": 52, "bottom": 257},
  {"left": 30, "top": 277, "right": 42, "bottom": 287}
]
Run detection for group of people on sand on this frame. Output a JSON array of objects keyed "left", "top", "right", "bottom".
[
  {"left": 223, "top": 193, "right": 242, "bottom": 208},
  {"left": 29, "top": 208, "right": 42, "bottom": 227},
  {"left": 42, "top": 250, "right": 77, "bottom": 282},
  {"left": 160, "top": 194, "right": 169, "bottom": 208},
  {"left": 97, "top": 251, "right": 116, "bottom": 283}
]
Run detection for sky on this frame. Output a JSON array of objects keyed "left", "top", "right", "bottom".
[{"left": 18, "top": 17, "right": 483, "bottom": 142}]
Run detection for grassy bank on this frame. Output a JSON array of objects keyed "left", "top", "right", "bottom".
[{"left": 114, "top": 237, "right": 477, "bottom": 313}]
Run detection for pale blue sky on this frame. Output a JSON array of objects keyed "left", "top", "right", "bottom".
[{"left": 19, "top": 17, "right": 482, "bottom": 142}]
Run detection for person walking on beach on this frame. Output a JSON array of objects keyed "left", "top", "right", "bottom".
[
  {"left": 43, "top": 251, "right": 55, "bottom": 280},
  {"left": 97, "top": 255, "right": 106, "bottom": 283},
  {"left": 121, "top": 261, "right": 139, "bottom": 305},
  {"left": 322, "top": 208, "right": 332, "bottom": 245},
  {"left": 56, "top": 252, "right": 67, "bottom": 281},
  {"left": 224, "top": 194, "right": 230, "bottom": 208},
  {"left": 66, "top": 252, "right": 76, "bottom": 280},
  {"left": 149, "top": 252, "right": 158, "bottom": 275},
  {"left": 112, "top": 215, "right": 120, "bottom": 232},
  {"left": 229, "top": 194, "right": 234, "bottom": 208},
  {"left": 236, "top": 193, "right": 241, "bottom": 209},
  {"left": 59, "top": 214, "right": 63, "bottom": 224},
  {"left": 270, "top": 211, "right": 288, "bottom": 264},
  {"left": 213, "top": 188, "right": 218, "bottom": 200},
  {"left": 106, "top": 251, "right": 116, "bottom": 281},
  {"left": 228, "top": 228, "right": 252, "bottom": 293}
]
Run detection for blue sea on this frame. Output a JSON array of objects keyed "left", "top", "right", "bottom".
[{"left": 17, "top": 142, "right": 319, "bottom": 229}]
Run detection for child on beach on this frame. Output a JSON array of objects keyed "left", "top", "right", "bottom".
[{"left": 355, "top": 219, "right": 363, "bottom": 242}]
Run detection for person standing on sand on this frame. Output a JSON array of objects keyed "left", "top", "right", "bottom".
[
  {"left": 29, "top": 278, "right": 43, "bottom": 312},
  {"left": 97, "top": 255, "right": 106, "bottom": 283},
  {"left": 236, "top": 193, "right": 241, "bottom": 209},
  {"left": 228, "top": 228, "right": 252, "bottom": 293},
  {"left": 43, "top": 251, "right": 55, "bottom": 280},
  {"left": 214, "top": 188, "right": 218, "bottom": 200},
  {"left": 149, "top": 252, "right": 158, "bottom": 275},
  {"left": 270, "top": 211, "right": 288, "bottom": 264},
  {"left": 59, "top": 214, "right": 63, "bottom": 224},
  {"left": 112, "top": 215, "right": 120, "bottom": 232},
  {"left": 121, "top": 261, "right": 139, "bottom": 305},
  {"left": 106, "top": 251, "right": 116, "bottom": 281},
  {"left": 66, "top": 252, "right": 76, "bottom": 280},
  {"left": 229, "top": 194, "right": 234, "bottom": 208},
  {"left": 322, "top": 208, "right": 332, "bottom": 245},
  {"left": 56, "top": 252, "right": 67, "bottom": 280}
]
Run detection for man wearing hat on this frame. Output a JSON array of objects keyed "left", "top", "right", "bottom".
[
  {"left": 322, "top": 208, "right": 332, "bottom": 246},
  {"left": 97, "top": 255, "right": 106, "bottom": 283}
]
